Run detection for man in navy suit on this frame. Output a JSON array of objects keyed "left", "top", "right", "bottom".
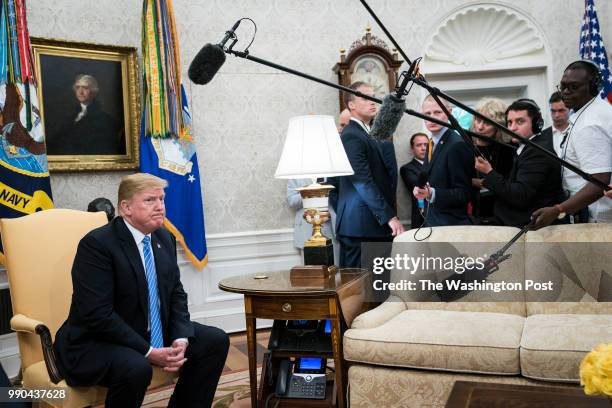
[
  {"left": 400, "top": 132, "right": 429, "bottom": 229},
  {"left": 335, "top": 82, "right": 404, "bottom": 269},
  {"left": 54, "top": 173, "right": 229, "bottom": 408},
  {"left": 413, "top": 95, "right": 474, "bottom": 226}
]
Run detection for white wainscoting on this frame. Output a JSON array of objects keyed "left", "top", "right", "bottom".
[
  {"left": 0, "top": 228, "right": 302, "bottom": 378},
  {"left": 178, "top": 228, "right": 302, "bottom": 333}
]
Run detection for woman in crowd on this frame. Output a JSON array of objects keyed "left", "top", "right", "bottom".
[{"left": 470, "top": 97, "right": 516, "bottom": 223}]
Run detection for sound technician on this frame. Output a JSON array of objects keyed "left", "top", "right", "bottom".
[
  {"left": 474, "top": 99, "right": 565, "bottom": 227},
  {"left": 532, "top": 60, "right": 612, "bottom": 228}
]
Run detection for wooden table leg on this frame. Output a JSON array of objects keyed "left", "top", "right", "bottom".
[
  {"left": 330, "top": 297, "right": 345, "bottom": 408},
  {"left": 244, "top": 296, "right": 258, "bottom": 408}
]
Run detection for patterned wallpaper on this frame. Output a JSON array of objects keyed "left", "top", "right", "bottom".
[{"left": 27, "top": 0, "right": 611, "bottom": 234}]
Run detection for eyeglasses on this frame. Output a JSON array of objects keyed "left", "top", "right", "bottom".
[{"left": 556, "top": 82, "right": 587, "bottom": 93}]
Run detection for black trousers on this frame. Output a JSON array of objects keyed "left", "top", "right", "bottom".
[{"left": 98, "top": 322, "right": 229, "bottom": 408}]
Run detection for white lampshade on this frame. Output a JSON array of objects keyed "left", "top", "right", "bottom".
[{"left": 274, "top": 115, "right": 354, "bottom": 179}]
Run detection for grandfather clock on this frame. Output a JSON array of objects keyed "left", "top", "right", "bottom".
[{"left": 333, "top": 27, "right": 403, "bottom": 111}]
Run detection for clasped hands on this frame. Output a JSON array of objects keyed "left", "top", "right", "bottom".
[{"left": 147, "top": 339, "right": 188, "bottom": 372}]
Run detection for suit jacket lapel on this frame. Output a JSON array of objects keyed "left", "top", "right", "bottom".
[
  {"left": 116, "top": 218, "right": 149, "bottom": 319},
  {"left": 357, "top": 122, "right": 388, "bottom": 168},
  {"left": 510, "top": 152, "right": 520, "bottom": 180}
]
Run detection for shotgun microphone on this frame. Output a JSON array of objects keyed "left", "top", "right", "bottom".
[
  {"left": 369, "top": 57, "right": 420, "bottom": 140},
  {"left": 188, "top": 20, "right": 242, "bottom": 85}
]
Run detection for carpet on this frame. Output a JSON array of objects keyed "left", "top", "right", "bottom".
[{"left": 140, "top": 367, "right": 260, "bottom": 407}]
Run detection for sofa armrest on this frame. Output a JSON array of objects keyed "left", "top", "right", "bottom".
[
  {"left": 350, "top": 296, "right": 406, "bottom": 329},
  {"left": 10, "top": 314, "right": 63, "bottom": 384}
]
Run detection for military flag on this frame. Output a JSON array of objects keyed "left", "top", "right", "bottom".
[
  {"left": 0, "top": 0, "right": 53, "bottom": 263},
  {"left": 140, "top": 0, "right": 207, "bottom": 268}
]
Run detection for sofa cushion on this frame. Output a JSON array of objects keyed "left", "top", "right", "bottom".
[
  {"left": 344, "top": 309, "right": 524, "bottom": 375},
  {"left": 520, "top": 314, "right": 612, "bottom": 382}
]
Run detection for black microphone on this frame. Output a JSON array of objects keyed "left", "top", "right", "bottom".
[
  {"left": 219, "top": 20, "right": 242, "bottom": 48},
  {"left": 369, "top": 58, "right": 420, "bottom": 140},
  {"left": 416, "top": 170, "right": 428, "bottom": 213},
  {"left": 188, "top": 44, "right": 226, "bottom": 85},
  {"left": 188, "top": 20, "right": 241, "bottom": 85},
  {"left": 417, "top": 170, "right": 428, "bottom": 188}
]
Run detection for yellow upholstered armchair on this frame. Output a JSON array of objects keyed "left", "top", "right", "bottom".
[{"left": 1, "top": 209, "right": 175, "bottom": 407}]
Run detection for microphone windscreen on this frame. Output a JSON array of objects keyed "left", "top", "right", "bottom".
[
  {"left": 369, "top": 93, "right": 406, "bottom": 140},
  {"left": 188, "top": 43, "right": 226, "bottom": 85},
  {"left": 417, "top": 170, "right": 428, "bottom": 188}
]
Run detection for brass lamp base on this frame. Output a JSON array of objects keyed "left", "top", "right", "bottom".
[{"left": 292, "top": 183, "right": 337, "bottom": 277}]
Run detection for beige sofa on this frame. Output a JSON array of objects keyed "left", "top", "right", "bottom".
[{"left": 344, "top": 224, "right": 612, "bottom": 407}]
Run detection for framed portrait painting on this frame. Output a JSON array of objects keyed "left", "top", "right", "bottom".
[{"left": 31, "top": 37, "right": 140, "bottom": 171}]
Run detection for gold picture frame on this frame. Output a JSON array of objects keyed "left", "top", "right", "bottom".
[{"left": 31, "top": 37, "right": 140, "bottom": 171}]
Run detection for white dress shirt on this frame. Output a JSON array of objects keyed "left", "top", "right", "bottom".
[
  {"left": 552, "top": 125, "right": 569, "bottom": 157},
  {"left": 561, "top": 96, "right": 612, "bottom": 222},
  {"left": 74, "top": 103, "right": 88, "bottom": 122},
  {"left": 350, "top": 117, "right": 371, "bottom": 133}
]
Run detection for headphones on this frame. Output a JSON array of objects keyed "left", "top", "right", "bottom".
[
  {"left": 564, "top": 60, "right": 604, "bottom": 96},
  {"left": 514, "top": 98, "right": 544, "bottom": 134}
]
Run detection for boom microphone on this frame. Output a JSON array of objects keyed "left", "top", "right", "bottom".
[
  {"left": 369, "top": 58, "right": 420, "bottom": 140},
  {"left": 188, "top": 20, "right": 241, "bottom": 85},
  {"left": 188, "top": 44, "right": 226, "bottom": 85},
  {"left": 369, "top": 93, "right": 406, "bottom": 140}
]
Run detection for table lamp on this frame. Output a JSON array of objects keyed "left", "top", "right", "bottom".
[{"left": 275, "top": 115, "right": 354, "bottom": 276}]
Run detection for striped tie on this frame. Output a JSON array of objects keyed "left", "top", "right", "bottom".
[
  {"left": 143, "top": 236, "right": 163, "bottom": 348},
  {"left": 427, "top": 138, "right": 434, "bottom": 161}
]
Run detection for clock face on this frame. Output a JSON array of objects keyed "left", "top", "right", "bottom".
[{"left": 351, "top": 55, "right": 390, "bottom": 99}]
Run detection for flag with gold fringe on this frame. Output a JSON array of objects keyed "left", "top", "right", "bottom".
[
  {"left": 140, "top": 0, "right": 207, "bottom": 268},
  {"left": 0, "top": 0, "right": 53, "bottom": 263}
]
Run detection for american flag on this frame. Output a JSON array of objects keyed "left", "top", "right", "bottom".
[{"left": 580, "top": 0, "right": 612, "bottom": 103}]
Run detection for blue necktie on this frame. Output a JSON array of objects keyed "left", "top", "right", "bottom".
[{"left": 143, "top": 236, "right": 163, "bottom": 348}]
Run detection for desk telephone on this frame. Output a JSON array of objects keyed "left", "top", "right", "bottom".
[
  {"left": 268, "top": 319, "right": 332, "bottom": 353},
  {"left": 275, "top": 358, "right": 327, "bottom": 399}
]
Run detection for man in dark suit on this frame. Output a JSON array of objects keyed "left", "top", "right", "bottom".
[
  {"left": 400, "top": 133, "right": 429, "bottom": 229},
  {"left": 54, "top": 173, "right": 229, "bottom": 408},
  {"left": 335, "top": 82, "right": 404, "bottom": 269},
  {"left": 380, "top": 139, "right": 398, "bottom": 201},
  {"left": 413, "top": 96, "right": 474, "bottom": 226},
  {"left": 475, "top": 99, "right": 564, "bottom": 227}
]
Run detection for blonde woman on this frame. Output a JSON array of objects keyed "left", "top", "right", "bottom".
[{"left": 471, "top": 97, "right": 516, "bottom": 222}]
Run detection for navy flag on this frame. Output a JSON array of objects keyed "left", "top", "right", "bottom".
[{"left": 0, "top": 0, "right": 53, "bottom": 262}]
